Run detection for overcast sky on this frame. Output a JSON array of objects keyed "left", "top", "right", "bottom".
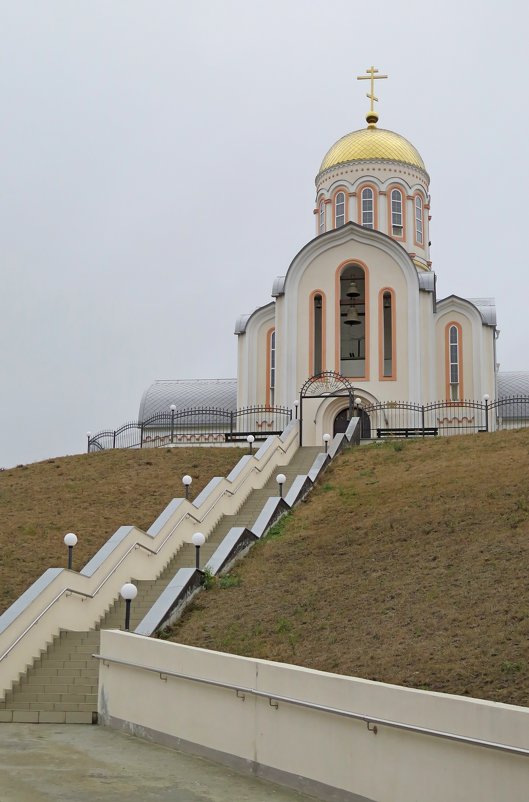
[{"left": 1, "top": 0, "right": 527, "bottom": 468}]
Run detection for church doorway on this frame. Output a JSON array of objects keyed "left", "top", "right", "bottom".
[
  {"left": 299, "top": 371, "right": 356, "bottom": 446},
  {"left": 333, "top": 407, "right": 371, "bottom": 439}
]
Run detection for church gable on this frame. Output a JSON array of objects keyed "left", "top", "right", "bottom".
[
  {"left": 434, "top": 296, "right": 496, "bottom": 402},
  {"left": 271, "top": 222, "right": 422, "bottom": 402},
  {"left": 236, "top": 302, "right": 275, "bottom": 408}
]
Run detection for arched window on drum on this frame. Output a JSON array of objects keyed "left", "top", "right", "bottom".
[
  {"left": 415, "top": 194, "right": 424, "bottom": 245},
  {"left": 318, "top": 200, "right": 325, "bottom": 234},
  {"left": 390, "top": 188, "right": 404, "bottom": 238},
  {"left": 361, "top": 187, "right": 374, "bottom": 229},
  {"left": 334, "top": 191, "right": 346, "bottom": 228}
]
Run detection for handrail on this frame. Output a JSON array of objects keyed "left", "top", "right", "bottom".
[
  {"left": 0, "top": 423, "right": 300, "bottom": 670},
  {"left": 82, "top": 541, "right": 156, "bottom": 597},
  {"left": 146, "top": 432, "right": 294, "bottom": 545},
  {"left": 93, "top": 653, "right": 529, "bottom": 758},
  {"left": 0, "top": 588, "right": 89, "bottom": 664},
  {"left": 0, "top": 540, "right": 156, "bottom": 664}
]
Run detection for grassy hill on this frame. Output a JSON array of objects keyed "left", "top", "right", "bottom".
[
  {"left": 3, "top": 432, "right": 529, "bottom": 706},
  {"left": 166, "top": 429, "right": 529, "bottom": 707},
  {"left": 0, "top": 447, "right": 241, "bottom": 614}
]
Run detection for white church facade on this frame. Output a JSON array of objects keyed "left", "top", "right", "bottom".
[
  {"left": 132, "top": 69, "right": 529, "bottom": 449},
  {"left": 233, "top": 72, "right": 497, "bottom": 442}
]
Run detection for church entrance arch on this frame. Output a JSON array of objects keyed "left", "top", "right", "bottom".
[
  {"left": 299, "top": 371, "right": 356, "bottom": 446},
  {"left": 333, "top": 406, "right": 371, "bottom": 439}
]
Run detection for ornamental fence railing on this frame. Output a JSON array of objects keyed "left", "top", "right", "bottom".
[
  {"left": 87, "top": 397, "right": 529, "bottom": 452},
  {"left": 87, "top": 406, "right": 292, "bottom": 452},
  {"left": 359, "top": 396, "right": 529, "bottom": 439}
]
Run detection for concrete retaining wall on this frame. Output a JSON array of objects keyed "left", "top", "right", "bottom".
[{"left": 98, "top": 630, "right": 529, "bottom": 802}]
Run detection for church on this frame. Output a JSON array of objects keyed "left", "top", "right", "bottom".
[{"left": 138, "top": 68, "right": 527, "bottom": 446}]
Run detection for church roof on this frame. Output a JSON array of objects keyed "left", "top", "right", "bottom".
[
  {"left": 466, "top": 298, "right": 497, "bottom": 327},
  {"left": 234, "top": 302, "right": 275, "bottom": 335},
  {"left": 418, "top": 272, "right": 435, "bottom": 293},
  {"left": 496, "top": 372, "right": 529, "bottom": 420},
  {"left": 497, "top": 371, "right": 529, "bottom": 398},
  {"left": 234, "top": 314, "right": 251, "bottom": 335},
  {"left": 437, "top": 295, "right": 497, "bottom": 327},
  {"left": 318, "top": 126, "right": 426, "bottom": 177},
  {"left": 138, "top": 379, "right": 237, "bottom": 421}
]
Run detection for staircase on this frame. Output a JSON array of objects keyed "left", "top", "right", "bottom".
[{"left": 0, "top": 446, "right": 322, "bottom": 723}]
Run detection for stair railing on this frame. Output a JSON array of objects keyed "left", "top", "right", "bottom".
[{"left": 0, "top": 421, "right": 300, "bottom": 697}]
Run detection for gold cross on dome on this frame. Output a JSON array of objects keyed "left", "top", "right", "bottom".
[{"left": 357, "top": 66, "right": 388, "bottom": 115}]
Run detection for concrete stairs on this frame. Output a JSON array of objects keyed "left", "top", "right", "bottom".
[
  {"left": 0, "top": 630, "right": 100, "bottom": 723},
  {"left": 0, "top": 446, "right": 322, "bottom": 723},
  {"left": 100, "top": 445, "right": 321, "bottom": 631}
]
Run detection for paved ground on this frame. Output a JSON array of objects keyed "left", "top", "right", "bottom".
[{"left": 0, "top": 724, "right": 319, "bottom": 802}]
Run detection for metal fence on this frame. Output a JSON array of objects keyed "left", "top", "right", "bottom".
[
  {"left": 88, "top": 406, "right": 292, "bottom": 452},
  {"left": 361, "top": 396, "right": 529, "bottom": 439},
  {"left": 88, "top": 397, "right": 529, "bottom": 451}
]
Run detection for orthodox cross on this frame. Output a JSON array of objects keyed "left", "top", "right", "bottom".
[{"left": 357, "top": 66, "right": 388, "bottom": 116}]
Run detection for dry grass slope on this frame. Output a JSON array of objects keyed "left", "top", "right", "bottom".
[
  {"left": 168, "top": 429, "right": 529, "bottom": 707},
  {"left": 0, "top": 447, "right": 241, "bottom": 614}
]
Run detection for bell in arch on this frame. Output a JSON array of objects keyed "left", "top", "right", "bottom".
[
  {"left": 344, "top": 306, "right": 361, "bottom": 326},
  {"left": 346, "top": 280, "right": 360, "bottom": 298}
]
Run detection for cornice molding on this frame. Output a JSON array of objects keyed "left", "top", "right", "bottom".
[{"left": 316, "top": 158, "right": 429, "bottom": 189}]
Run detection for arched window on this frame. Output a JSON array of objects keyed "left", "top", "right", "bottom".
[
  {"left": 380, "top": 290, "right": 395, "bottom": 378},
  {"left": 319, "top": 200, "right": 325, "bottom": 234},
  {"left": 270, "top": 330, "right": 276, "bottom": 405},
  {"left": 446, "top": 323, "right": 463, "bottom": 401},
  {"left": 415, "top": 195, "right": 423, "bottom": 244},
  {"left": 267, "top": 329, "right": 276, "bottom": 407},
  {"left": 361, "top": 187, "right": 374, "bottom": 228},
  {"left": 335, "top": 191, "right": 346, "bottom": 228},
  {"left": 338, "top": 263, "right": 367, "bottom": 378},
  {"left": 391, "top": 188, "right": 404, "bottom": 237},
  {"left": 313, "top": 293, "right": 323, "bottom": 374}
]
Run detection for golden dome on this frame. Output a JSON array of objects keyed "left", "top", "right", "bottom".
[{"left": 318, "top": 126, "right": 426, "bottom": 175}]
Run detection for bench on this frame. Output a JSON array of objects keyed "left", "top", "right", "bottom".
[
  {"left": 224, "top": 432, "right": 278, "bottom": 442},
  {"left": 376, "top": 427, "right": 438, "bottom": 438}
]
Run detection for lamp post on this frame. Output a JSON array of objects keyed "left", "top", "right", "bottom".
[
  {"left": 120, "top": 583, "right": 138, "bottom": 631},
  {"left": 170, "top": 404, "right": 176, "bottom": 444},
  {"left": 247, "top": 434, "right": 255, "bottom": 454},
  {"left": 293, "top": 400, "right": 299, "bottom": 420},
  {"left": 182, "top": 474, "right": 192, "bottom": 500},
  {"left": 483, "top": 394, "right": 490, "bottom": 433},
  {"left": 192, "top": 532, "right": 205, "bottom": 569},
  {"left": 323, "top": 433, "right": 331, "bottom": 453},
  {"left": 86, "top": 432, "right": 91, "bottom": 454},
  {"left": 64, "top": 533, "right": 77, "bottom": 570},
  {"left": 276, "top": 473, "right": 286, "bottom": 499}
]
